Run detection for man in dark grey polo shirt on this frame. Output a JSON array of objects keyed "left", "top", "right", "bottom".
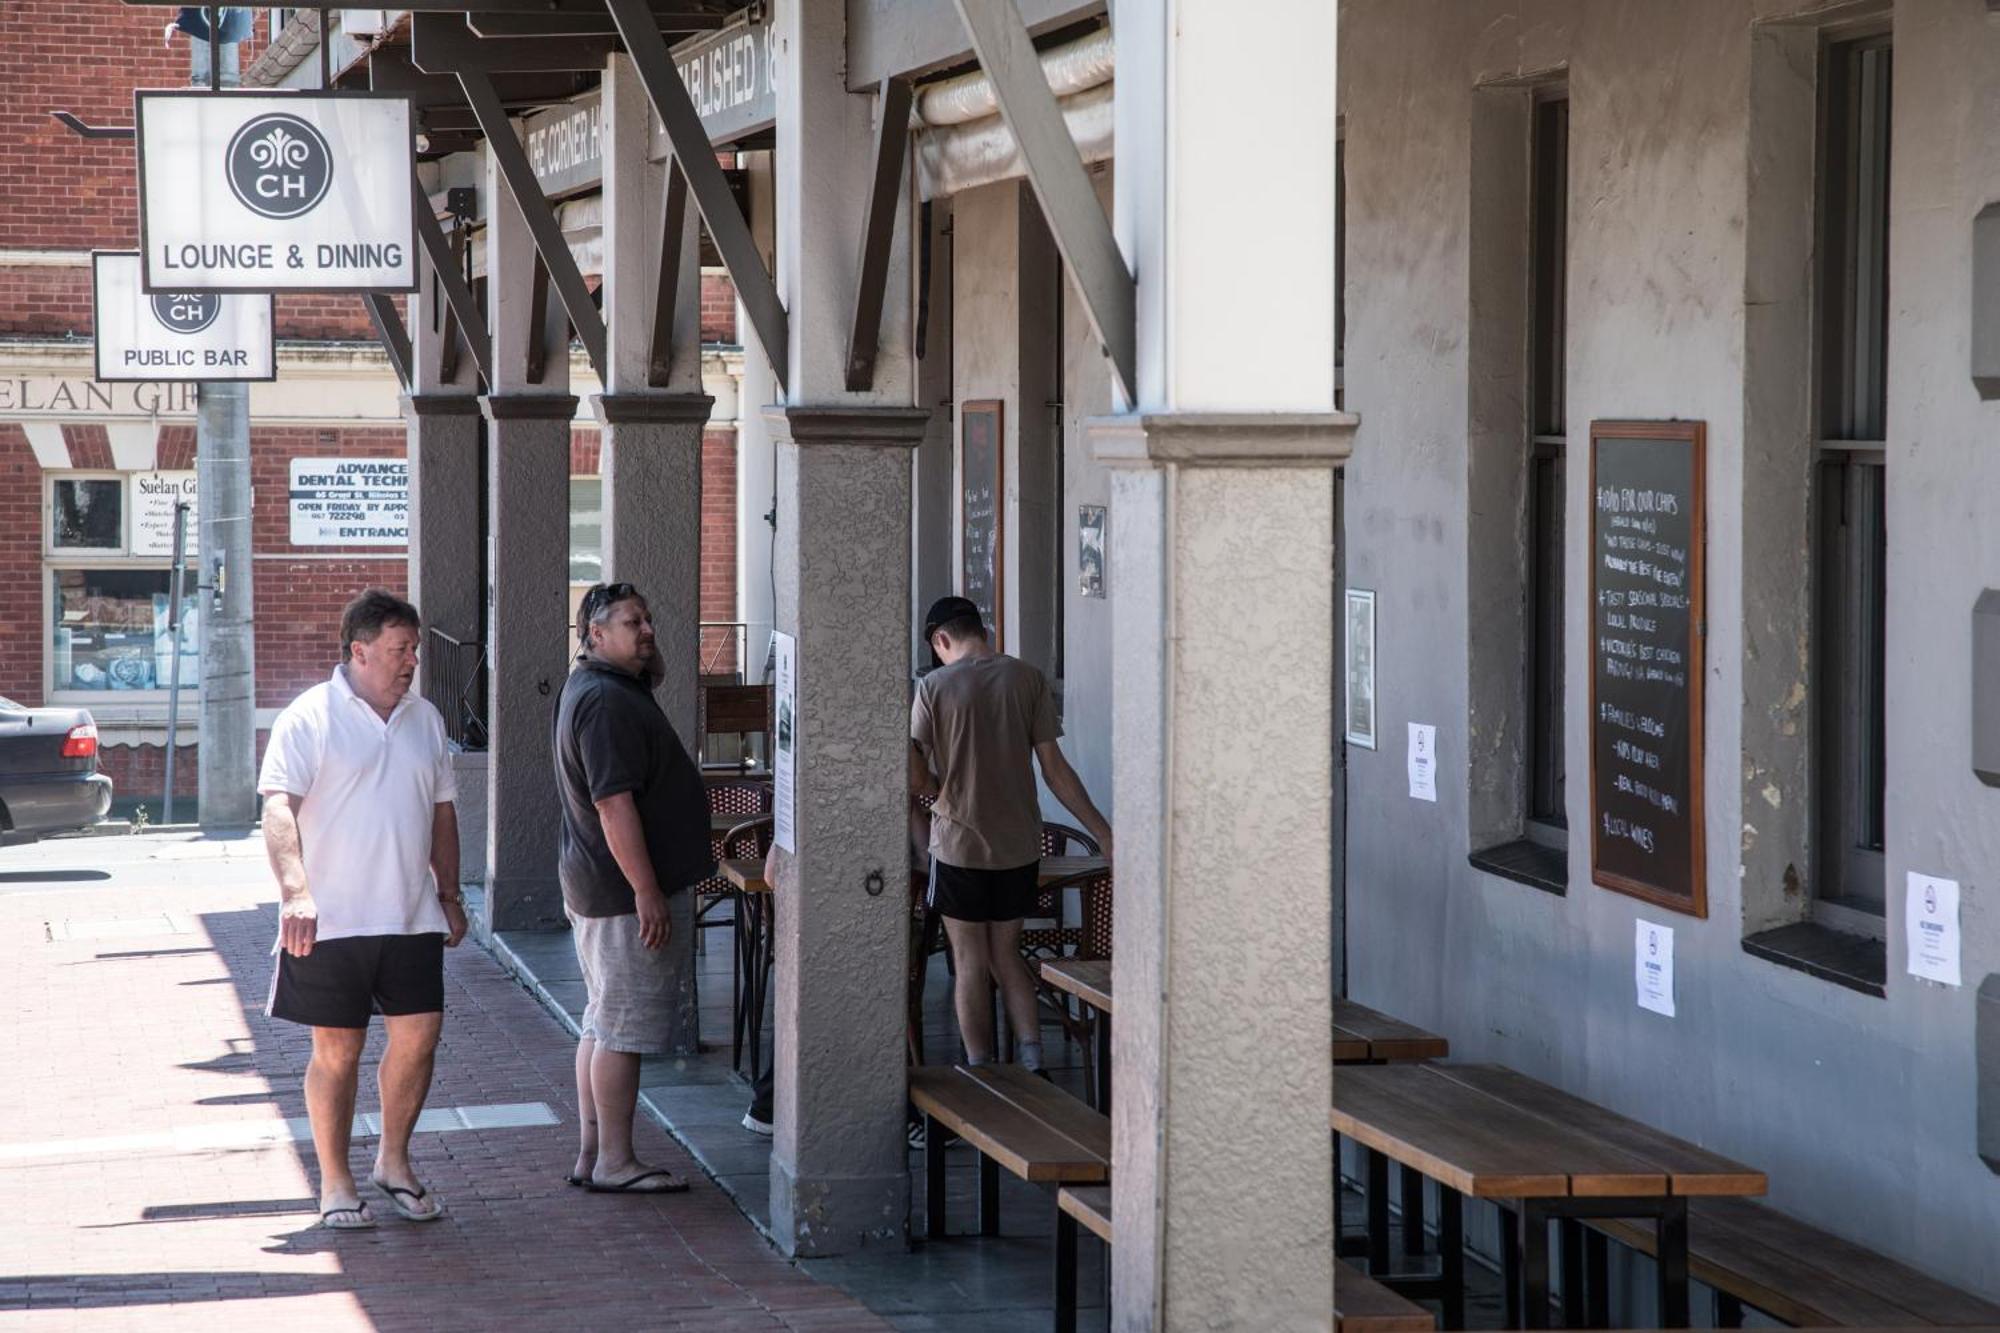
[{"left": 554, "top": 581, "right": 712, "bottom": 1193}]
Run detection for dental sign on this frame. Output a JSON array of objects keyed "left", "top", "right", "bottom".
[
  {"left": 135, "top": 92, "right": 417, "bottom": 292},
  {"left": 92, "top": 252, "right": 274, "bottom": 382}
]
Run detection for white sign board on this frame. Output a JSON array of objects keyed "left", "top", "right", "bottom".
[
  {"left": 1905, "top": 872, "right": 1963, "bottom": 987},
  {"left": 288, "top": 458, "right": 408, "bottom": 546},
  {"left": 130, "top": 471, "right": 199, "bottom": 558},
  {"left": 1407, "top": 722, "right": 1437, "bottom": 802},
  {"left": 1635, "top": 919, "right": 1676, "bottom": 1017},
  {"left": 772, "top": 631, "right": 797, "bottom": 853},
  {"left": 137, "top": 92, "right": 417, "bottom": 292},
  {"left": 92, "top": 252, "right": 273, "bottom": 381}
]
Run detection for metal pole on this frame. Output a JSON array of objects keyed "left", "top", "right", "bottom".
[
  {"left": 206, "top": 7, "right": 221, "bottom": 91},
  {"left": 317, "top": 10, "right": 331, "bottom": 89},
  {"left": 162, "top": 501, "right": 189, "bottom": 826}
]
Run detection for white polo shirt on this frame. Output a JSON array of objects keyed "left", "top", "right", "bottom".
[{"left": 257, "top": 665, "right": 458, "bottom": 941}]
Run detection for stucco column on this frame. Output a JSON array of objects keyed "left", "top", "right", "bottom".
[
  {"left": 1101, "top": 4, "right": 1347, "bottom": 1329},
  {"left": 594, "top": 53, "right": 711, "bottom": 1048},
  {"left": 404, "top": 239, "right": 482, "bottom": 658},
  {"left": 480, "top": 141, "right": 573, "bottom": 934},
  {"left": 763, "top": 0, "right": 921, "bottom": 1257}
]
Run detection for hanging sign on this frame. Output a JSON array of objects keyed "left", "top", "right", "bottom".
[
  {"left": 92, "top": 252, "right": 273, "bottom": 382},
  {"left": 136, "top": 91, "right": 417, "bottom": 292},
  {"left": 288, "top": 458, "right": 409, "bottom": 546}
]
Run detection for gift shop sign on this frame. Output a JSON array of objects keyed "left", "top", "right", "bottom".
[
  {"left": 93, "top": 252, "right": 273, "bottom": 382},
  {"left": 289, "top": 458, "right": 409, "bottom": 546},
  {"left": 136, "top": 92, "right": 417, "bottom": 292}
]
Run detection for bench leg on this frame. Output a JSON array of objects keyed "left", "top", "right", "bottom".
[
  {"left": 1715, "top": 1293, "right": 1745, "bottom": 1329},
  {"left": 1365, "top": 1149, "right": 1390, "bottom": 1273},
  {"left": 1094, "top": 1011, "right": 1112, "bottom": 1112},
  {"left": 1585, "top": 1228, "right": 1610, "bottom": 1329},
  {"left": 1520, "top": 1201, "right": 1551, "bottom": 1330},
  {"left": 925, "top": 1113, "right": 947, "bottom": 1239},
  {"left": 1440, "top": 1187, "right": 1465, "bottom": 1331},
  {"left": 1499, "top": 1205, "right": 1522, "bottom": 1330},
  {"left": 1560, "top": 1219, "right": 1585, "bottom": 1327},
  {"left": 1656, "top": 1197, "right": 1690, "bottom": 1329},
  {"left": 979, "top": 1153, "right": 1001, "bottom": 1236},
  {"left": 1053, "top": 1206, "right": 1078, "bottom": 1333},
  {"left": 1401, "top": 1165, "right": 1426, "bottom": 1255}
]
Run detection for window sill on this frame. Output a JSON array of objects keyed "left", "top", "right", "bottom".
[
  {"left": 1742, "top": 921, "right": 1886, "bottom": 998},
  {"left": 1469, "top": 839, "right": 1569, "bottom": 896}
]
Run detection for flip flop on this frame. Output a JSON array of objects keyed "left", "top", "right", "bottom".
[
  {"left": 369, "top": 1175, "right": 446, "bottom": 1222},
  {"left": 319, "top": 1202, "right": 376, "bottom": 1230},
  {"left": 586, "top": 1168, "right": 689, "bottom": 1194},
  {"left": 564, "top": 1173, "right": 588, "bottom": 1187}
]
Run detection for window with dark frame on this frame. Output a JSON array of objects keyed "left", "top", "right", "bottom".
[
  {"left": 1811, "top": 32, "right": 1891, "bottom": 921},
  {"left": 1526, "top": 93, "right": 1570, "bottom": 834}
]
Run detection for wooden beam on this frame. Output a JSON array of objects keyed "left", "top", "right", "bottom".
[
  {"left": 953, "top": 0, "right": 1134, "bottom": 403},
  {"left": 410, "top": 171, "right": 493, "bottom": 386},
  {"left": 458, "top": 69, "right": 608, "bottom": 382},
  {"left": 526, "top": 257, "right": 551, "bottom": 385},
  {"left": 414, "top": 12, "right": 617, "bottom": 74},
  {"left": 362, "top": 293, "right": 414, "bottom": 391},
  {"left": 649, "top": 159, "right": 690, "bottom": 389},
  {"left": 467, "top": 10, "right": 726, "bottom": 38},
  {"left": 845, "top": 76, "right": 913, "bottom": 392},
  {"left": 604, "top": 0, "right": 789, "bottom": 393}
]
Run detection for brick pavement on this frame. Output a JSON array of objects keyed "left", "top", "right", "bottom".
[{"left": 0, "top": 861, "right": 889, "bottom": 1332}]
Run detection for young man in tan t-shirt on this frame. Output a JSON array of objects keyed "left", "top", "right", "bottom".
[{"left": 909, "top": 596, "right": 1112, "bottom": 1072}]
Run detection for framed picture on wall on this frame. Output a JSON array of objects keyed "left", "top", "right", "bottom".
[
  {"left": 1344, "top": 587, "right": 1376, "bottom": 750},
  {"left": 959, "top": 399, "right": 1004, "bottom": 648}
]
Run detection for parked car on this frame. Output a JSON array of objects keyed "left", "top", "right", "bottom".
[{"left": 0, "top": 695, "right": 113, "bottom": 843}]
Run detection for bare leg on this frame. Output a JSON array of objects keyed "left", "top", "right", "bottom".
[
  {"left": 305, "top": 1026, "right": 367, "bottom": 1214},
  {"left": 943, "top": 916, "right": 995, "bottom": 1063},
  {"left": 373, "top": 1011, "right": 443, "bottom": 1216},
  {"left": 574, "top": 1035, "right": 599, "bottom": 1180},
  {"left": 589, "top": 1046, "right": 681, "bottom": 1186},
  {"left": 984, "top": 919, "right": 1041, "bottom": 1052}
]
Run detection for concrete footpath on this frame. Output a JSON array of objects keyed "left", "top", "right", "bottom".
[{"left": 0, "top": 831, "right": 887, "bottom": 1331}]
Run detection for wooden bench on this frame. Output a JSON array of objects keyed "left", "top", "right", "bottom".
[
  {"left": 1586, "top": 1196, "right": 2000, "bottom": 1328},
  {"left": 1055, "top": 1186, "right": 1434, "bottom": 1333}
]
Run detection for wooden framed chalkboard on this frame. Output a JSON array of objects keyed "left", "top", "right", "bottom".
[
  {"left": 1589, "top": 420, "right": 1707, "bottom": 917},
  {"left": 959, "top": 399, "right": 1004, "bottom": 648}
]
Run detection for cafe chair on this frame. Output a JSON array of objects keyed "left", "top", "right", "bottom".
[{"left": 695, "top": 777, "right": 773, "bottom": 954}]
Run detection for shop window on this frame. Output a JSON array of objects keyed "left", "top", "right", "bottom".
[
  {"left": 51, "top": 569, "right": 198, "bottom": 694},
  {"left": 51, "top": 477, "right": 124, "bottom": 552},
  {"left": 1526, "top": 94, "right": 1569, "bottom": 833}
]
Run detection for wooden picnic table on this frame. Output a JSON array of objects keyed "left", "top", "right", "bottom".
[{"left": 1331, "top": 1062, "right": 1766, "bottom": 1329}]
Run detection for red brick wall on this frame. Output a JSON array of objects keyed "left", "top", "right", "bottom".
[
  {"left": 98, "top": 742, "right": 198, "bottom": 803},
  {"left": 0, "top": 427, "right": 45, "bottom": 708},
  {"left": 249, "top": 426, "right": 407, "bottom": 553},
  {"left": 571, "top": 427, "right": 600, "bottom": 476},
  {"left": 256, "top": 559, "right": 410, "bottom": 709},
  {"left": 0, "top": 265, "right": 392, "bottom": 342},
  {"left": 700, "top": 273, "right": 738, "bottom": 345},
  {"left": 700, "top": 428, "right": 738, "bottom": 674}
]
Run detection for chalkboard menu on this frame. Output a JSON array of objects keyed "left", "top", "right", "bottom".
[
  {"left": 1590, "top": 420, "right": 1707, "bottom": 917},
  {"left": 959, "top": 399, "right": 1004, "bottom": 647}
]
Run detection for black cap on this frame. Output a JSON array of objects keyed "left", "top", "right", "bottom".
[{"left": 922, "top": 595, "right": 983, "bottom": 667}]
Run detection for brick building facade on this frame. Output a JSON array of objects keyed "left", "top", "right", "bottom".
[{"left": 0, "top": 4, "right": 744, "bottom": 820}]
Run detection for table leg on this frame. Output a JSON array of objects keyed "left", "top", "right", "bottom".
[
  {"left": 1440, "top": 1187, "right": 1465, "bottom": 1331},
  {"left": 1560, "top": 1218, "right": 1585, "bottom": 1327},
  {"left": 1500, "top": 1205, "right": 1522, "bottom": 1330},
  {"left": 1520, "top": 1201, "right": 1551, "bottom": 1330},
  {"left": 1365, "top": 1149, "right": 1390, "bottom": 1273},
  {"left": 979, "top": 1153, "right": 1001, "bottom": 1236},
  {"left": 1657, "top": 1197, "right": 1690, "bottom": 1328},
  {"left": 729, "top": 889, "right": 749, "bottom": 1073},
  {"left": 1054, "top": 1205, "right": 1079, "bottom": 1333},
  {"left": 747, "top": 897, "right": 771, "bottom": 1086},
  {"left": 1585, "top": 1227, "right": 1610, "bottom": 1329},
  {"left": 1401, "top": 1165, "right": 1426, "bottom": 1255},
  {"left": 1716, "top": 1293, "right": 1745, "bottom": 1328},
  {"left": 924, "top": 1112, "right": 947, "bottom": 1238},
  {"left": 1094, "top": 1009, "right": 1112, "bottom": 1112}
]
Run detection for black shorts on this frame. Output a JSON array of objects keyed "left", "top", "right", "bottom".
[
  {"left": 927, "top": 860, "right": 1040, "bottom": 923},
  {"left": 267, "top": 933, "right": 445, "bottom": 1029}
]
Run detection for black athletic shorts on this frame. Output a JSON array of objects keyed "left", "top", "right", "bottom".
[
  {"left": 926, "top": 860, "right": 1040, "bottom": 923},
  {"left": 267, "top": 933, "right": 445, "bottom": 1029}
]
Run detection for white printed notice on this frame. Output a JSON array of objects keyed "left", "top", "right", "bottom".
[
  {"left": 1635, "top": 919, "right": 1676, "bottom": 1017},
  {"left": 1407, "top": 722, "right": 1437, "bottom": 802},
  {"left": 136, "top": 92, "right": 416, "bottom": 292},
  {"left": 771, "top": 632, "right": 797, "bottom": 852},
  {"left": 288, "top": 458, "right": 408, "bottom": 546},
  {"left": 1905, "top": 872, "right": 1962, "bottom": 987},
  {"left": 92, "top": 252, "right": 273, "bottom": 382}
]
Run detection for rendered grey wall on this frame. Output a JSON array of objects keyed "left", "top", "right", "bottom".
[{"left": 1335, "top": 0, "right": 2000, "bottom": 1298}]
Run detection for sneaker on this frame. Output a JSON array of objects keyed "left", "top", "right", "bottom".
[
  {"left": 906, "top": 1119, "right": 926, "bottom": 1150},
  {"left": 742, "top": 1107, "right": 773, "bottom": 1136}
]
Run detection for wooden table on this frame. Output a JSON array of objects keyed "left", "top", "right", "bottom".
[
  {"left": 718, "top": 858, "right": 774, "bottom": 1083},
  {"left": 1331, "top": 1062, "right": 1766, "bottom": 1329}
]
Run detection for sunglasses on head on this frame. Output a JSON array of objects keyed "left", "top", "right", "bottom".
[{"left": 578, "top": 582, "right": 640, "bottom": 643}]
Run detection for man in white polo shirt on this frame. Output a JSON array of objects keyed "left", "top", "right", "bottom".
[{"left": 259, "top": 588, "right": 464, "bottom": 1231}]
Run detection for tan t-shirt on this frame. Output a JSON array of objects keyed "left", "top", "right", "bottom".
[{"left": 911, "top": 653, "right": 1061, "bottom": 870}]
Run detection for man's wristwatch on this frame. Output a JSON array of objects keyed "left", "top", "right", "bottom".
[{"left": 438, "top": 892, "right": 464, "bottom": 906}]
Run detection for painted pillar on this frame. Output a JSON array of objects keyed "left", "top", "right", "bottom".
[
  {"left": 404, "top": 239, "right": 482, "bottom": 661},
  {"left": 480, "top": 138, "right": 574, "bottom": 934},
  {"left": 595, "top": 52, "right": 711, "bottom": 1051},
  {"left": 764, "top": 0, "right": 927, "bottom": 1257},
  {"left": 1099, "top": 4, "right": 1350, "bottom": 1328}
]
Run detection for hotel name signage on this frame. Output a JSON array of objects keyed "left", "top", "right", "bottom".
[{"left": 0, "top": 378, "right": 198, "bottom": 419}]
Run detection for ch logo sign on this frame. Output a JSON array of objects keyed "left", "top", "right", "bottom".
[
  {"left": 226, "top": 113, "right": 332, "bottom": 220},
  {"left": 151, "top": 291, "right": 219, "bottom": 334}
]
